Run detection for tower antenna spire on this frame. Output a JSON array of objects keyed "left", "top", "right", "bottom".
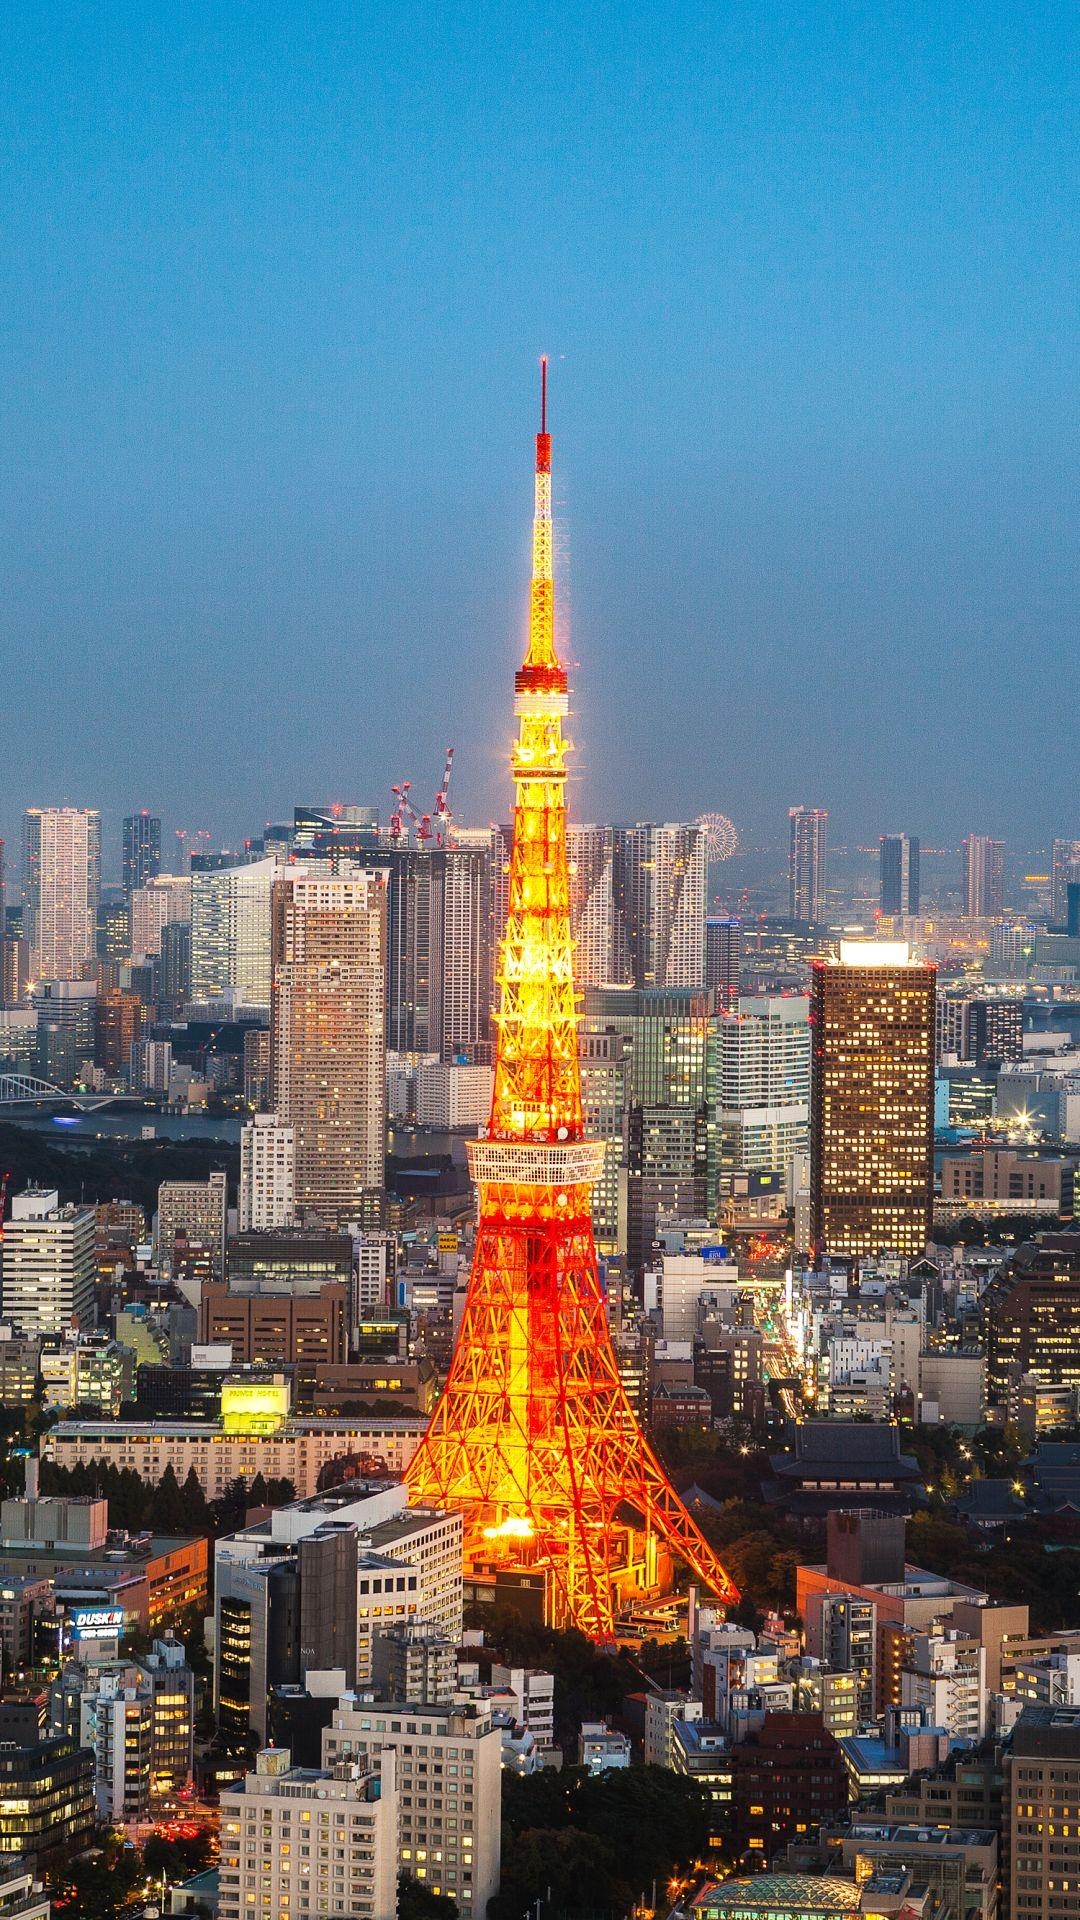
[{"left": 540, "top": 354, "right": 547, "bottom": 435}]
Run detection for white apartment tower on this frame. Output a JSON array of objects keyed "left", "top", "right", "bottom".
[
  {"left": 271, "top": 869, "right": 387, "bottom": 1227},
  {"left": 23, "top": 808, "right": 101, "bottom": 981},
  {"left": 190, "top": 853, "right": 279, "bottom": 1007},
  {"left": 129, "top": 875, "right": 191, "bottom": 961},
  {"left": 1, "top": 1190, "right": 96, "bottom": 1335},
  {"left": 568, "top": 825, "right": 616, "bottom": 987},
  {"left": 718, "top": 994, "right": 811, "bottom": 1179},
  {"left": 239, "top": 1114, "right": 296, "bottom": 1231}
]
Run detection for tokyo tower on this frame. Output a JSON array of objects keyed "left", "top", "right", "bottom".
[{"left": 405, "top": 365, "right": 738, "bottom": 1639}]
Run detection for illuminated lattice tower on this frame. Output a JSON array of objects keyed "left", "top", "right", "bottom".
[{"left": 405, "top": 367, "right": 738, "bottom": 1638}]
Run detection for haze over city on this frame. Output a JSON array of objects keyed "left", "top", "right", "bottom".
[{"left": 3, "top": 2, "right": 1077, "bottom": 861}]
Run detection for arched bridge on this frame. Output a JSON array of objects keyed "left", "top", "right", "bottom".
[{"left": 0, "top": 1075, "right": 119, "bottom": 1112}]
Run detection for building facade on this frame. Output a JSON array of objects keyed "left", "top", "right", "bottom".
[
  {"left": 23, "top": 808, "right": 101, "bottom": 982},
  {"left": 789, "top": 807, "right": 828, "bottom": 922}
]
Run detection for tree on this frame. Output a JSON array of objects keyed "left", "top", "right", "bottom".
[{"left": 398, "top": 1873, "right": 459, "bottom": 1919}]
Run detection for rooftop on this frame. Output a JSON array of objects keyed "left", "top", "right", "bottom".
[{"left": 693, "top": 1875, "right": 862, "bottom": 1916}]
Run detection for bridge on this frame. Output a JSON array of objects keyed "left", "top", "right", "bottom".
[{"left": 0, "top": 1075, "right": 119, "bottom": 1112}]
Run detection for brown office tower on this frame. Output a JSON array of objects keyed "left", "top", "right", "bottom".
[
  {"left": 271, "top": 870, "right": 387, "bottom": 1228},
  {"left": 810, "top": 940, "right": 935, "bottom": 1261}
]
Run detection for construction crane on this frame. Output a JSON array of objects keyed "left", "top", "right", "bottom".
[{"left": 389, "top": 749, "right": 457, "bottom": 846}]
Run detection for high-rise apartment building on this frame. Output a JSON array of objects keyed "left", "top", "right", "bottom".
[
  {"left": 718, "top": 995, "right": 811, "bottom": 1180},
  {"left": 964, "top": 835, "right": 1005, "bottom": 918},
  {"left": 219, "top": 1745, "right": 397, "bottom": 1920},
  {"left": 1051, "top": 840, "right": 1080, "bottom": 928},
  {"left": 880, "top": 835, "right": 920, "bottom": 916},
  {"left": 1, "top": 1190, "right": 96, "bottom": 1334},
  {"left": 788, "top": 807, "right": 828, "bottom": 922},
  {"left": 568, "top": 825, "right": 616, "bottom": 986},
  {"left": 93, "top": 989, "right": 143, "bottom": 1078},
  {"left": 122, "top": 813, "right": 161, "bottom": 897},
  {"left": 159, "top": 920, "right": 191, "bottom": 1016},
  {"left": 239, "top": 1114, "right": 296, "bottom": 1231},
  {"left": 157, "top": 1171, "right": 228, "bottom": 1282},
  {"left": 270, "top": 869, "right": 387, "bottom": 1227},
  {"left": 705, "top": 917, "right": 742, "bottom": 1010},
  {"left": 612, "top": 823, "right": 707, "bottom": 987},
  {"left": 982, "top": 1239, "right": 1080, "bottom": 1419},
  {"left": 23, "top": 808, "right": 101, "bottom": 981},
  {"left": 810, "top": 941, "right": 935, "bottom": 1260},
  {"left": 129, "top": 875, "right": 191, "bottom": 960},
  {"left": 190, "top": 853, "right": 279, "bottom": 1007}
]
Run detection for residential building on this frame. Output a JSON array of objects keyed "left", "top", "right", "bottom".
[
  {"left": 810, "top": 942, "right": 935, "bottom": 1260},
  {"left": 1, "top": 1192, "right": 95, "bottom": 1335},
  {"left": 579, "top": 1721, "right": 631, "bottom": 1772},
  {"left": 718, "top": 995, "right": 811, "bottom": 1181},
  {"left": 23, "top": 808, "right": 101, "bottom": 982},
  {"left": 730, "top": 1712, "right": 848, "bottom": 1867},
  {"left": 880, "top": 836, "right": 920, "bottom": 917},
  {"left": 964, "top": 836, "right": 1005, "bottom": 919},
  {"left": 270, "top": 869, "right": 387, "bottom": 1228},
  {"left": 982, "top": 1238, "right": 1080, "bottom": 1417},
  {"left": 219, "top": 1746, "right": 397, "bottom": 1920},
  {"left": 1008, "top": 1703, "right": 1080, "bottom": 1920},
  {"left": 568, "top": 824, "right": 616, "bottom": 987},
  {"left": 789, "top": 807, "right": 828, "bottom": 922},
  {"left": 611, "top": 822, "right": 707, "bottom": 987},
  {"left": 157, "top": 1172, "right": 227, "bottom": 1282},
  {"left": 130, "top": 874, "right": 191, "bottom": 960},
  {"left": 705, "top": 918, "right": 742, "bottom": 1011},
  {"left": 0, "top": 1735, "right": 94, "bottom": 1866},
  {"left": 238, "top": 1115, "right": 296, "bottom": 1231},
  {"left": 122, "top": 813, "right": 161, "bottom": 898},
  {"left": 414, "top": 1061, "right": 493, "bottom": 1130},
  {"left": 323, "top": 1697, "right": 501, "bottom": 1917}
]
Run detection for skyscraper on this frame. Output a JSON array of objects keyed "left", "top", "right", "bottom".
[
  {"left": 1051, "top": 839, "right": 1080, "bottom": 927},
  {"left": 270, "top": 868, "right": 387, "bottom": 1227},
  {"left": 405, "top": 371, "right": 736, "bottom": 1635},
  {"left": 122, "top": 812, "right": 161, "bottom": 897},
  {"left": 190, "top": 852, "right": 279, "bottom": 1006},
  {"left": 810, "top": 940, "right": 935, "bottom": 1260},
  {"left": 705, "top": 916, "right": 742, "bottom": 1010},
  {"left": 879, "top": 834, "right": 920, "bottom": 916},
  {"left": 568, "top": 825, "right": 616, "bottom": 987},
  {"left": 718, "top": 995, "right": 811, "bottom": 1180},
  {"left": 23, "top": 808, "right": 101, "bottom": 981},
  {"left": 788, "top": 807, "right": 828, "bottom": 922},
  {"left": 963, "top": 835, "right": 1005, "bottom": 918},
  {"left": 612, "top": 822, "right": 707, "bottom": 987}
]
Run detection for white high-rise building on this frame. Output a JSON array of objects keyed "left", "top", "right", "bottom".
[
  {"left": 353, "top": 1231, "right": 395, "bottom": 1316},
  {"left": 323, "top": 1699, "right": 501, "bottom": 1917},
  {"left": 1, "top": 1190, "right": 96, "bottom": 1334},
  {"left": 271, "top": 868, "right": 387, "bottom": 1227},
  {"left": 718, "top": 995, "right": 811, "bottom": 1179},
  {"left": 612, "top": 823, "right": 707, "bottom": 987},
  {"left": 23, "top": 808, "right": 101, "bottom": 981},
  {"left": 568, "top": 825, "right": 616, "bottom": 986},
  {"left": 190, "top": 854, "right": 279, "bottom": 1007},
  {"left": 130, "top": 875, "right": 191, "bottom": 961},
  {"left": 964, "top": 835, "right": 1005, "bottom": 919},
  {"left": 238, "top": 1114, "right": 296, "bottom": 1231},
  {"left": 220, "top": 1746, "right": 397, "bottom": 1920},
  {"left": 788, "top": 807, "right": 828, "bottom": 922}
]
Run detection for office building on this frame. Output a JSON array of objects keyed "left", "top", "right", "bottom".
[
  {"left": 611, "top": 822, "right": 707, "bottom": 987},
  {"left": 129, "top": 874, "right": 190, "bottom": 960},
  {"left": 718, "top": 994, "right": 810, "bottom": 1180},
  {"left": 810, "top": 942, "right": 935, "bottom": 1260},
  {"left": 157, "top": 1171, "right": 227, "bottom": 1282},
  {"left": 578, "top": 1026, "right": 632, "bottom": 1252},
  {"left": 964, "top": 836, "right": 1005, "bottom": 918},
  {"left": 270, "top": 869, "right": 387, "bottom": 1227},
  {"left": 414, "top": 1060, "right": 493, "bottom": 1129},
  {"left": 93, "top": 988, "right": 143, "bottom": 1078},
  {"left": 1008, "top": 1703, "right": 1080, "bottom": 1920},
  {"left": 789, "top": 806, "right": 828, "bottom": 922},
  {"left": 0, "top": 1863, "right": 49, "bottom": 1920},
  {"left": 969, "top": 998, "right": 1023, "bottom": 1065},
  {"left": 159, "top": 919, "right": 191, "bottom": 1016},
  {"left": 568, "top": 824, "right": 616, "bottom": 986},
  {"left": 190, "top": 852, "right": 279, "bottom": 1007},
  {"left": 23, "top": 808, "right": 101, "bottom": 981},
  {"left": 1, "top": 1191, "right": 96, "bottom": 1335},
  {"left": 730, "top": 1712, "right": 848, "bottom": 1867},
  {"left": 0, "top": 1735, "right": 94, "bottom": 1866},
  {"left": 200, "top": 1280, "right": 346, "bottom": 1367},
  {"left": 239, "top": 1114, "right": 296, "bottom": 1231},
  {"left": 219, "top": 1745, "right": 397, "bottom": 1920},
  {"left": 122, "top": 813, "right": 161, "bottom": 897},
  {"left": 95, "top": 898, "right": 130, "bottom": 964},
  {"left": 374, "top": 1623, "right": 456, "bottom": 1707},
  {"left": 324, "top": 1697, "right": 501, "bottom": 1917},
  {"left": 982, "top": 1238, "right": 1080, "bottom": 1418},
  {"left": 880, "top": 835, "right": 920, "bottom": 916},
  {"left": 705, "top": 917, "right": 742, "bottom": 1010}
]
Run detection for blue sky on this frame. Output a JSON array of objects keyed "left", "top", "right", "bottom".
[{"left": 1, "top": 2, "right": 1076, "bottom": 875}]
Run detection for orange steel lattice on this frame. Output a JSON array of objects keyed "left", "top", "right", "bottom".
[{"left": 405, "top": 367, "right": 738, "bottom": 1638}]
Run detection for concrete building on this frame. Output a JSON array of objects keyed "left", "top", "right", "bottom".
[
  {"left": 880, "top": 835, "right": 920, "bottom": 917},
  {"left": 23, "top": 807, "right": 101, "bottom": 982},
  {"left": 122, "top": 812, "right": 161, "bottom": 898},
  {"left": 238, "top": 1114, "right": 296, "bottom": 1231},
  {"left": 324, "top": 1697, "right": 501, "bottom": 1918},
  {"left": 489, "top": 1665, "right": 555, "bottom": 1750},
  {"left": 414, "top": 1061, "right": 494, "bottom": 1130},
  {"left": 270, "top": 869, "right": 387, "bottom": 1228},
  {"left": 789, "top": 807, "right": 828, "bottom": 922},
  {"left": 190, "top": 852, "right": 279, "bottom": 1007},
  {"left": 130, "top": 874, "right": 191, "bottom": 961},
  {"left": 374, "top": 1624, "right": 456, "bottom": 1707},
  {"left": 219, "top": 1745, "right": 397, "bottom": 1920},
  {"left": 157, "top": 1171, "right": 227, "bottom": 1282},
  {"left": 1008, "top": 1703, "right": 1080, "bottom": 1920},
  {"left": 1, "top": 1192, "right": 95, "bottom": 1335},
  {"left": 718, "top": 994, "right": 810, "bottom": 1181},
  {"left": 964, "top": 836, "right": 1005, "bottom": 919}
]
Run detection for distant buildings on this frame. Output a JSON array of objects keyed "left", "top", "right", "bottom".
[
  {"left": 718, "top": 995, "right": 810, "bottom": 1183},
  {"left": 238, "top": 1114, "right": 296, "bottom": 1232},
  {"left": 23, "top": 806, "right": 101, "bottom": 981},
  {"left": 121, "top": 811, "right": 161, "bottom": 897},
  {"left": 190, "top": 851, "right": 280, "bottom": 1007},
  {"left": 810, "top": 942, "right": 935, "bottom": 1260},
  {"left": 1051, "top": 839, "right": 1080, "bottom": 927},
  {"left": 964, "top": 835, "right": 1005, "bottom": 918},
  {"left": 880, "top": 835, "right": 920, "bottom": 916},
  {"left": 1, "top": 1190, "right": 96, "bottom": 1335},
  {"left": 789, "top": 807, "right": 828, "bottom": 922}
]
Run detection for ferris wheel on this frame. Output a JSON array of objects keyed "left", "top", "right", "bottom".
[{"left": 697, "top": 812, "right": 739, "bottom": 862}]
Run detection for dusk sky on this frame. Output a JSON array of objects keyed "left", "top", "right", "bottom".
[{"left": 1, "top": 3, "right": 1076, "bottom": 876}]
